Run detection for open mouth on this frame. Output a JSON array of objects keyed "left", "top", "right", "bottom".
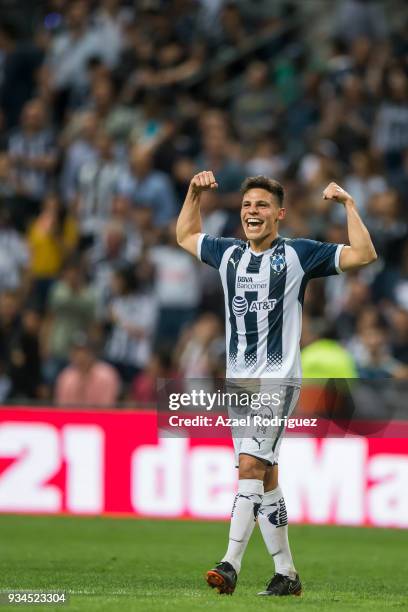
[{"left": 246, "top": 218, "right": 264, "bottom": 230}]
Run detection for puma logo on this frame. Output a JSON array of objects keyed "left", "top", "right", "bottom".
[
  {"left": 252, "top": 437, "right": 265, "bottom": 450},
  {"left": 229, "top": 257, "right": 238, "bottom": 269}
]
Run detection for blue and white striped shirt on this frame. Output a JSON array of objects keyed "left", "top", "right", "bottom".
[{"left": 197, "top": 234, "right": 343, "bottom": 379}]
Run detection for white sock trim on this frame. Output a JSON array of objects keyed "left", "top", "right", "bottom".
[
  {"left": 238, "top": 478, "right": 264, "bottom": 496},
  {"left": 262, "top": 485, "right": 283, "bottom": 505}
]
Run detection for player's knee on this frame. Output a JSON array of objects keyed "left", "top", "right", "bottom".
[{"left": 238, "top": 454, "right": 266, "bottom": 480}]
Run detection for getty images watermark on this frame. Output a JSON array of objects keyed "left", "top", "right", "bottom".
[
  {"left": 157, "top": 380, "right": 319, "bottom": 438},
  {"left": 157, "top": 378, "right": 408, "bottom": 439},
  {"left": 168, "top": 388, "right": 282, "bottom": 411},
  {"left": 166, "top": 388, "right": 317, "bottom": 430}
]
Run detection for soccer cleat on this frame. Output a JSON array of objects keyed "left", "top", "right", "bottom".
[
  {"left": 257, "top": 572, "right": 302, "bottom": 596},
  {"left": 205, "top": 561, "right": 237, "bottom": 595}
]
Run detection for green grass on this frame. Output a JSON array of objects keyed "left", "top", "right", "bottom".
[{"left": 0, "top": 515, "right": 407, "bottom": 611}]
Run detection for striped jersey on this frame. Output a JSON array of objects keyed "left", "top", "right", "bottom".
[{"left": 197, "top": 234, "right": 343, "bottom": 379}]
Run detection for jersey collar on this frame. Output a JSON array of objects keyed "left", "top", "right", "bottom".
[{"left": 246, "top": 235, "right": 281, "bottom": 255}]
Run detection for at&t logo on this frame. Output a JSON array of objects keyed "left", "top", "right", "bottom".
[
  {"left": 232, "top": 296, "right": 277, "bottom": 317},
  {"left": 232, "top": 295, "right": 248, "bottom": 316}
]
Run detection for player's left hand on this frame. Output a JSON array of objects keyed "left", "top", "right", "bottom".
[{"left": 323, "top": 182, "right": 353, "bottom": 205}]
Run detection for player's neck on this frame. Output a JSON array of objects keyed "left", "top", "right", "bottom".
[{"left": 249, "top": 232, "right": 279, "bottom": 253}]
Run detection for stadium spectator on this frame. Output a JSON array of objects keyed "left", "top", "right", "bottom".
[
  {"left": 7, "top": 306, "right": 44, "bottom": 400},
  {"left": 321, "top": 74, "right": 374, "bottom": 162},
  {"left": 388, "top": 305, "right": 408, "bottom": 365},
  {"left": 0, "top": 293, "right": 45, "bottom": 399},
  {"left": 117, "top": 144, "right": 176, "bottom": 228},
  {"left": 0, "top": 20, "right": 44, "bottom": 129},
  {"left": 325, "top": 37, "right": 353, "bottom": 92},
  {"left": 196, "top": 114, "right": 246, "bottom": 215},
  {"left": 215, "top": 2, "right": 250, "bottom": 52},
  {"left": 149, "top": 221, "right": 200, "bottom": 345},
  {"left": 334, "top": 275, "right": 372, "bottom": 341},
  {"left": 46, "top": 0, "right": 119, "bottom": 116},
  {"left": 55, "top": 335, "right": 120, "bottom": 406},
  {"left": 301, "top": 316, "right": 357, "bottom": 379},
  {"left": 130, "top": 349, "right": 175, "bottom": 404},
  {"left": 128, "top": 97, "right": 173, "bottom": 150},
  {"left": 92, "top": 0, "right": 130, "bottom": 68},
  {"left": 0, "top": 209, "right": 30, "bottom": 293},
  {"left": 350, "top": 324, "right": 408, "bottom": 379},
  {"left": 246, "top": 136, "right": 288, "bottom": 181},
  {"left": 8, "top": 99, "right": 57, "bottom": 225},
  {"left": 232, "top": 61, "right": 277, "bottom": 144},
  {"left": 0, "top": 152, "right": 17, "bottom": 200},
  {"left": 343, "top": 150, "right": 387, "bottom": 215},
  {"left": 0, "top": 291, "right": 22, "bottom": 386},
  {"left": 87, "top": 76, "right": 138, "bottom": 144},
  {"left": 114, "top": 24, "right": 156, "bottom": 102},
  {"left": 176, "top": 312, "right": 223, "bottom": 379},
  {"left": 60, "top": 110, "right": 99, "bottom": 204},
  {"left": 42, "top": 258, "right": 97, "bottom": 384},
  {"left": 372, "top": 67, "right": 408, "bottom": 170},
  {"left": 334, "top": 0, "right": 388, "bottom": 43},
  {"left": 300, "top": 315, "right": 358, "bottom": 417},
  {"left": 366, "top": 190, "right": 408, "bottom": 267},
  {"left": 74, "top": 129, "right": 124, "bottom": 242},
  {"left": 390, "top": 148, "right": 408, "bottom": 199},
  {"left": 297, "top": 140, "right": 341, "bottom": 212},
  {"left": 27, "top": 193, "right": 79, "bottom": 310},
  {"left": 391, "top": 241, "right": 408, "bottom": 310},
  {"left": 89, "top": 218, "right": 141, "bottom": 315},
  {"left": 104, "top": 266, "right": 158, "bottom": 382},
  {"left": 0, "top": 152, "right": 24, "bottom": 229}
]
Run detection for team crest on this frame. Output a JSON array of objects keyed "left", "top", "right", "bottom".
[{"left": 270, "top": 253, "right": 286, "bottom": 273}]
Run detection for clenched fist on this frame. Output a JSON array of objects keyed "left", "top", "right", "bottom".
[
  {"left": 190, "top": 171, "right": 218, "bottom": 194},
  {"left": 323, "top": 182, "right": 353, "bottom": 205}
]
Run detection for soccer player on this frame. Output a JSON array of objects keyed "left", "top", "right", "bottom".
[{"left": 176, "top": 172, "right": 377, "bottom": 596}]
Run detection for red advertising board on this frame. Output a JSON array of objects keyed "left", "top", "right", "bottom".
[{"left": 0, "top": 408, "right": 407, "bottom": 528}]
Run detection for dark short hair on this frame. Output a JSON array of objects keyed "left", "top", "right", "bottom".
[{"left": 240, "top": 176, "right": 284, "bottom": 207}]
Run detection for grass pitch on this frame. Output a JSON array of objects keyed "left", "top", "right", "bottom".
[{"left": 0, "top": 515, "right": 407, "bottom": 611}]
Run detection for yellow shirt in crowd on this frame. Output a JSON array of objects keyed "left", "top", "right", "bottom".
[{"left": 27, "top": 215, "right": 78, "bottom": 278}]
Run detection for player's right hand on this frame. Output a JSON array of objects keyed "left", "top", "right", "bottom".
[{"left": 190, "top": 171, "right": 218, "bottom": 193}]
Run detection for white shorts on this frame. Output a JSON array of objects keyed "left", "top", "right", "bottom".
[{"left": 232, "top": 384, "right": 300, "bottom": 468}]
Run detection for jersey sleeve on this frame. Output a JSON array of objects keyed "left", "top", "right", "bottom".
[
  {"left": 290, "top": 239, "right": 344, "bottom": 278},
  {"left": 197, "top": 233, "right": 238, "bottom": 269}
]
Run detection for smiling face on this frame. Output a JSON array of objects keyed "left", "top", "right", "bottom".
[{"left": 240, "top": 187, "right": 286, "bottom": 249}]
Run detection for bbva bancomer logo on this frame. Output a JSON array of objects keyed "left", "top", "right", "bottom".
[{"left": 232, "top": 295, "right": 277, "bottom": 317}]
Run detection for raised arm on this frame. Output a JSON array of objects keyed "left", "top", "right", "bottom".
[
  {"left": 323, "top": 182, "right": 377, "bottom": 271},
  {"left": 176, "top": 170, "right": 218, "bottom": 256}
]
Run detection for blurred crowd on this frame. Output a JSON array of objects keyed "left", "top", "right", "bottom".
[{"left": 0, "top": 0, "right": 407, "bottom": 406}]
